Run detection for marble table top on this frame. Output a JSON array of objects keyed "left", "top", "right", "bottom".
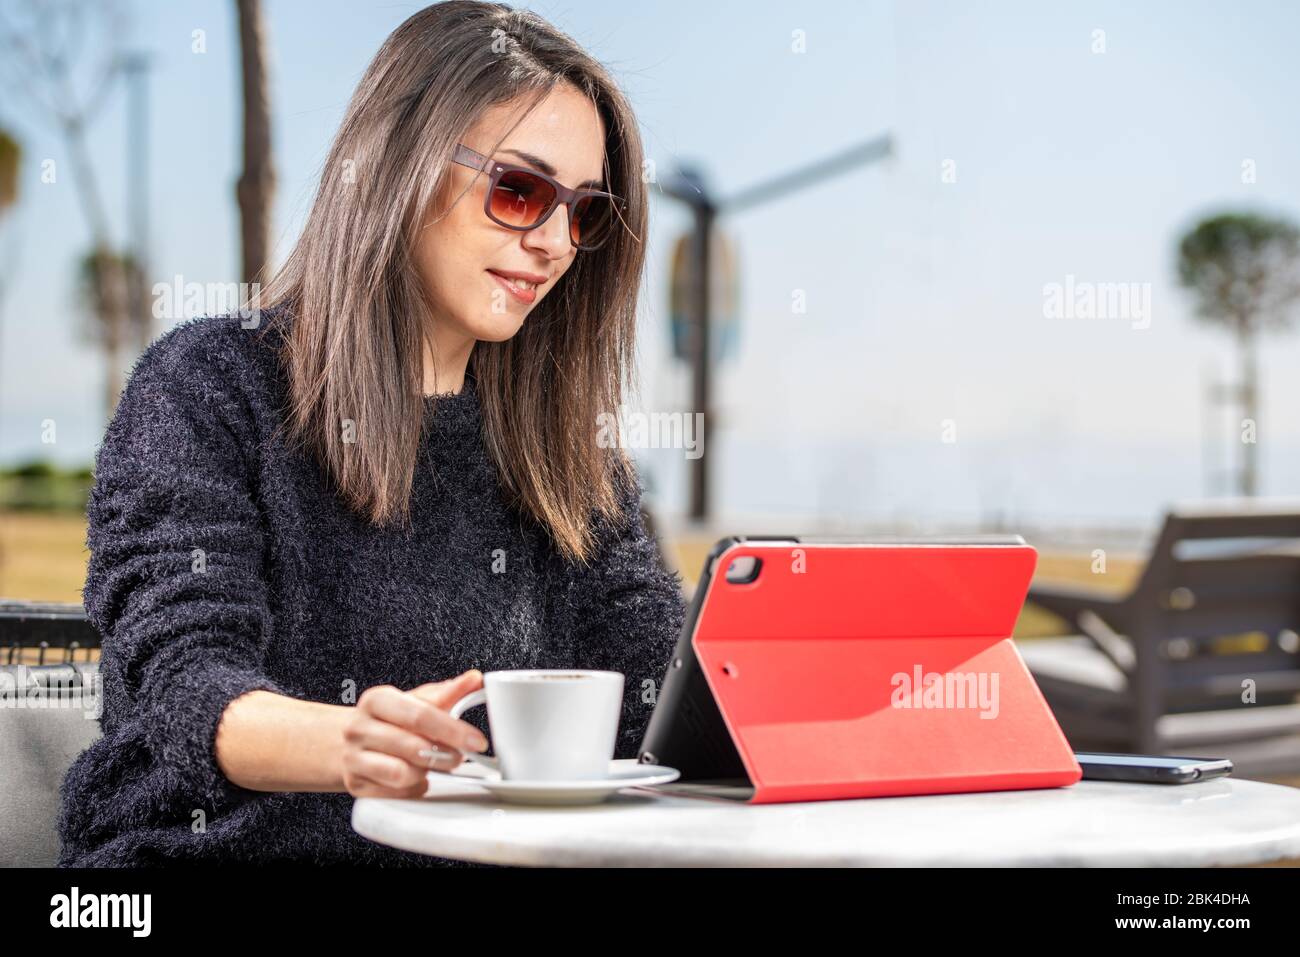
[{"left": 351, "top": 772, "right": 1300, "bottom": 867}]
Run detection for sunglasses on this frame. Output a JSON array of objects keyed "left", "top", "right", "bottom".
[{"left": 451, "top": 143, "right": 626, "bottom": 251}]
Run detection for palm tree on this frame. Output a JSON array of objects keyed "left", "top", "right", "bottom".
[
  {"left": 0, "top": 128, "right": 17, "bottom": 213},
  {"left": 235, "top": 0, "right": 276, "bottom": 288},
  {"left": 75, "top": 249, "right": 142, "bottom": 418},
  {"left": 0, "top": 127, "right": 20, "bottom": 312},
  {"left": 0, "top": 0, "right": 130, "bottom": 417},
  {"left": 1176, "top": 212, "right": 1300, "bottom": 496}
]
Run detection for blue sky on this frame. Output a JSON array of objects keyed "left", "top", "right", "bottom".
[{"left": 3, "top": 0, "right": 1299, "bottom": 528}]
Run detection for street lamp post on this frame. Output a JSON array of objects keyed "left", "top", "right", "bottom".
[{"left": 657, "top": 134, "right": 893, "bottom": 523}]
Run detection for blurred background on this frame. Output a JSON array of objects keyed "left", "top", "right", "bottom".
[
  {"left": 3, "top": 0, "right": 1299, "bottom": 607},
  {"left": 1, "top": 3, "right": 1298, "bottom": 651}
]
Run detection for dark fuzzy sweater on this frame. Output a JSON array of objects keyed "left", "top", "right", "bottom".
[{"left": 56, "top": 307, "right": 686, "bottom": 866}]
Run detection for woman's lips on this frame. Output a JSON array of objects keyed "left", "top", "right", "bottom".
[{"left": 487, "top": 269, "right": 538, "bottom": 305}]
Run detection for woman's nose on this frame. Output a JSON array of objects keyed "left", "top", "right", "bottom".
[{"left": 524, "top": 203, "right": 574, "bottom": 257}]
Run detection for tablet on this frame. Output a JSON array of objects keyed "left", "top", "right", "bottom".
[{"left": 637, "top": 535, "right": 1081, "bottom": 802}]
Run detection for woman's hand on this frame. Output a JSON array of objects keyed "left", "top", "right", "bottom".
[{"left": 341, "top": 670, "right": 489, "bottom": 798}]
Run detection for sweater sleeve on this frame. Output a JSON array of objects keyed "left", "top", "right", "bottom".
[
  {"left": 82, "top": 326, "right": 292, "bottom": 817},
  {"left": 550, "top": 462, "right": 687, "bottom": 761}
]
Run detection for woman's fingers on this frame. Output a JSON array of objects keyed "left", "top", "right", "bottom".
[
  {"left": 343, "top": 714, "right": 464, "bottom": 774},
  {"left": 344, "top": 749, "right": 431, "bottom": 799},
  {"left": 341, "top": 676, "right": 492, "bottom": 799},
  {"left": 409, "top": 669, "right": 483, "bottom": 707},
  {"left": 358, "top": 683, "right": 488, "bottom": 754}
]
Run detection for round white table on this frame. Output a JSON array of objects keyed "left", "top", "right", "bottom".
[{"left": 351, "top": 772, "right": 1300, "bottom": 867}]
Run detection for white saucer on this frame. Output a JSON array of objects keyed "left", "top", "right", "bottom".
[{"left": 427, "top": 759, "right": 681, "bottom": 806}]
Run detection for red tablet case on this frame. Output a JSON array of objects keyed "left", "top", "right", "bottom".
[{"left": 645, "top": 538, "right": 1081, "bottom": 803}]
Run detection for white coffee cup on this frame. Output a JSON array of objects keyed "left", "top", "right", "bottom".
[{"left": 435, "top": 670, "right": 624, "bottom": 781}]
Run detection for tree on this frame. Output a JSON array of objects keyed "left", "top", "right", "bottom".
[
  {"left": 0, "top": 126, "right": 20, "bottom": 321},
  {"left": 235, "top": 0, "right": 276, "bottom": 287},
  {"left": 74, "top": 248, "right": 142, "bottom": 384},
  {"left": 0, "top": 128, "right": 18, "bottom": 212},
  {"left": 1176, "top": 212, "right": 1300, "bottom": 496},
  {"left": 0, "top": 127, "right": 18, "bottom": 577},
  {"left": 0, "top": 0, "right": 135, "bottom": 418}
]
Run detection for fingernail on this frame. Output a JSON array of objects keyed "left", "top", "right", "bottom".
[
  {"left": 470, "top": 733, "right": 488, "bottom": 751},
  {"left": 418, "top": 747, "right": 452, "bottom": 767}
]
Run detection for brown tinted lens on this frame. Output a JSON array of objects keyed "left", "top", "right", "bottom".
[
  {"left": 489, "top": 170, "right": 556, "bottom": 227},
  {"left": 571, "top": 194, "right": 616, "bottom": 248}
]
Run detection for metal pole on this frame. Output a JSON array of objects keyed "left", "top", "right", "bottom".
[
  {"left": 661, "top": 134, "right": 893, "bottom": 523},
  {"left": 689, "top": 202, "right": 716, "bottom": 521}
]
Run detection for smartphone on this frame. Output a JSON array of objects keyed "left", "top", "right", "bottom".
[{"left": 1075, "top": 752, "right": 1233, "bottom": 784}]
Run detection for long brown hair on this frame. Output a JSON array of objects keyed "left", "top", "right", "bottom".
[{"left": 255, "top": 1, "right": 647, "bottom": 565}]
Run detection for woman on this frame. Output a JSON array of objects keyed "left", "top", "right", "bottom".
[{"left": 57, "top": 0, "right": 686, "bottom": 866}]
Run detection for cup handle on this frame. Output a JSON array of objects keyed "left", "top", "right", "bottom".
[{"left": 423, "top": 688, "right": 500, "bottom": 776}]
